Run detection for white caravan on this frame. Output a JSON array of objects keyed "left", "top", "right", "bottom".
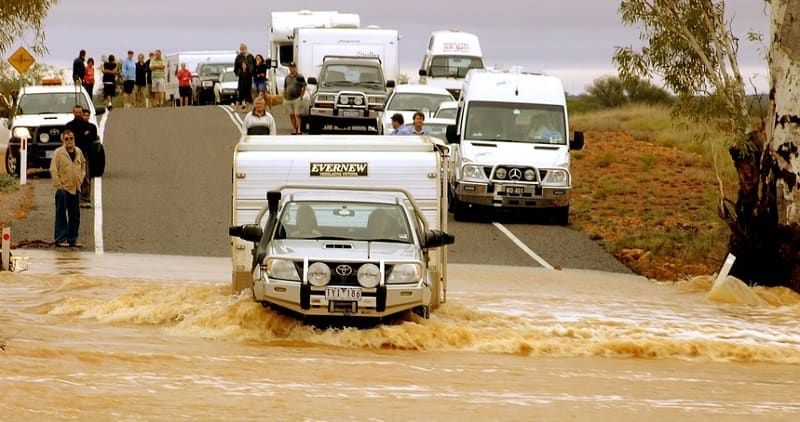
[
  {"left": 293, "top": 26, "right": 400, "bottom": 86},
  {"left": 418, "top": 29, "right": 485, "bottom": 98},
  {"left": 445, "top": 68, "right": 584, "bottom": 225},
  {"left": 268, "top": 10, "right": 360, "bottom": 95},
  {"left": 164, "top": 51, "right": 236, "bottom": 105},
  {"left": 229, "top": 135, "right": 453, "bottom": 320}
]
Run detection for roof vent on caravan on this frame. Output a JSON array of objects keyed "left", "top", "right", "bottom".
[{"left": 329, "top": 13, "right": 360, "bottom": 28}]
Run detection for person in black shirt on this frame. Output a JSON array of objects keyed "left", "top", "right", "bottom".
[
  {"left": 72, "top": 50, "right": 86, "bottom": 84},
  {"left": 64, "top": 105, "right": 95, "bottom": 207}
]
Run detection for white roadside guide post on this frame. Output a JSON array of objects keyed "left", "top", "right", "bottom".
[
  {"left": 19, "top": 131, "right": 28, "bottom": 185},
  {"left": 1, "top": 227, "right": 10, "bottom": 271}
]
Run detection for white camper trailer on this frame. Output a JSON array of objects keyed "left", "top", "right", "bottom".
[
  {"left": 229, "top": 135, "right": 454, "bottom": 320},
  {"left": 419, "top": 29, "right": 485, "bottom": 98}
]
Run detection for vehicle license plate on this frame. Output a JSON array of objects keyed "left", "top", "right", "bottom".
[
  {"left": 505, "top": 186, "right": 525, "bottom": 195},
  {"left": 325, "top": 286, "right": 361, "bottom": 301},
  {"left": 342, "top": 110, "right": 361, "bottom": 118},
  {"left": 45, "top": 150, "right": 54, "bottom": 159}
]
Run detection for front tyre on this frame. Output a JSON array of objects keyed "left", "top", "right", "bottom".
[{"left": 4, "top": 146, "right": 19, "bottom": 176}]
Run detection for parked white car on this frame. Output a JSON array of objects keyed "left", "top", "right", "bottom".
[
  {"left": 434, "top": 100, "right": 458, "bottom": 120},
  {"left": 214, "top": 68, "right": 238, "bottom": 105},
  {"left": 380, "top": 84, "right": 454, "bottom": 134}
]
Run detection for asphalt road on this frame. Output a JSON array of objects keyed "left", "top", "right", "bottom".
[{"left": 9, "top": 103, "right": 630, "bottom": 274}]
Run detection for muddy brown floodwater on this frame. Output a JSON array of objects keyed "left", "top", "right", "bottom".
[{"left": 1, "top": 250, "right": 799, "bottom": 421}]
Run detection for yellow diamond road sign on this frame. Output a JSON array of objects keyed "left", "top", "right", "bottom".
[{"left": 8, "top": 46, "right": 35, "bottom": 74}]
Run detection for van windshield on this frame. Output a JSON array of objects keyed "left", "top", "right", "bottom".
[
  {"left": 429, "top": 56, "right": 484, "bottom": 78},
  {"left": 465, "top": 102, "right": 566, "bottom": 145}
]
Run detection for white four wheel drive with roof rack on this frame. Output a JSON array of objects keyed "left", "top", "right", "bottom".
[
  {"left": 445, "top": 68, "right": 585, "bottom": 225},
  {"left": 418, "top": 29, "right": 486, "bottom": 99},
  {"left": 229, "top": 135, "right": 454, "bottom": 320}
]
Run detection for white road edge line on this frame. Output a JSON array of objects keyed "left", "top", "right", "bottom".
[
  {"left": 220, "top": 105, "right": 244, "bottom": 130},
  {"left": 492, "top": 222, "right": 554, "bottom": 270},
  {"left": 94, "top": 111, "right": 108, "bottom": 254}
]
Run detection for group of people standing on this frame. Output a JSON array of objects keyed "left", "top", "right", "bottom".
[
  {"left": 72, "top": 49, "right": 169, "bottom": 110},
  {"left": 232, "top": 43, "right": 270, "bottom": 113}
]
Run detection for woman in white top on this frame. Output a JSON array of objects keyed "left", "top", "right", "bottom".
[{"left": 242, "top": 96, "right": 277, "bottom": 135}]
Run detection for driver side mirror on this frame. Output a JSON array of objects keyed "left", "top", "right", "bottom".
[
  {"left": 570, "top": 131, "right": 585, "bottom": 151},
  {"left": 445, "top": 124, "right": 459, "bottom": 144},
  {"left": 229, "top": 224, "right": 263, "bottom": 242},
  {"left": 422, "top": 230, "right": 455, "bottom": 248},
  {"left": 308, "top": 77, "right": 318, "bottom": 85}
]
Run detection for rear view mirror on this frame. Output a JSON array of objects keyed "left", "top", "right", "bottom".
[
  {"left": 570, "top": 131, "right": 585, "bottom": 151},
  {"left": 308, "top": 77, "right": 318, "bottom": 85},
  {"left": 445, "top": 124, "right": 458, "bottom": 144},
  {"left": 229, "top": 224, "right": 263, "bottom": 242},
  {"left": 423, "top": 230, "right": 455, "bottom": 248}
]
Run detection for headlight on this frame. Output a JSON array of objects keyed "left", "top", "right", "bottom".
[
  {"left": 339, "top": 96, "right": 349, "bottom": 105},
  {"left": 13, "top": 127, "right": 31, "bottom": 139},
  {"left": 265, "top": 259, "right": 300, "bottom": 281},
  {"left": 387, "top": 263, "right": 421, "bottom": 284},
  {"left": 524, "top": 169, "right": 536, "bottom": 181},
  {"left": 39, "top": 133, "right": 50, "bottom": 143},
  {"left": 353, "top": 97, "right": 363, "bottom": 106},
  {"left": 542, "top": 169, "right": 569, "bottom": 187},
  {"left": 357, "top": 263, "right": 381, "bottom": 288},
  {"left": 461, "top": 164, "right": 487, "bottom": 182},
  {"left": 317, "top": 94, "right": 335, "bottom": 103},
  {"left": 495, "top": 167, "right": 507, "bottom": 179},
  {"left": 308, "top": 262, "right": 331, "bottom": 287}
]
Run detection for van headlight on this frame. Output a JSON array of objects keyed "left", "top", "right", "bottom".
[
  {"left": 357, "top": 263, "right": 381, "bottom": 288},
  {"left": 461, "top": 164, "right": 487, "bottom": 182},
  {"left": 387, "top": 263, "right": 421, "bottom": 284},
  {"left": 265, "top": 259, "right": 300, "bottom": 281},
  {"left": 542, "top": 169, "right": 569, "bottom": 187}
]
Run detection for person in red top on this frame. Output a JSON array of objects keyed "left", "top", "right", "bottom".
[
  {"left": 176, "top": 62, "right": 193, "bottom": 107},
  {"left": 83, "top": 58, "right": 95, "bottom": 101}
]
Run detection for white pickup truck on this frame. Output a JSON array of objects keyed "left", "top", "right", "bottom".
[{"left": 229, "top": 135, "right": 454, "bottom": 320}]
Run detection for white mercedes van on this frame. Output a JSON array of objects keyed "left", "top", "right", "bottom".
[{"left": 445, "top": 68, "right": 584, "bottom": 225}]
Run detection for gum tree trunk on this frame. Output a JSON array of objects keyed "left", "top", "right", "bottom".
[{"left": 729, "top": 0, "right": 800, "bottom": 291}]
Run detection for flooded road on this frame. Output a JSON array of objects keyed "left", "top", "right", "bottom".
[{"left": 2, "top": 250, "right": 799, "bottom": 421}]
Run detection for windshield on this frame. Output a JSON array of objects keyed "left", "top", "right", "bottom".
[
  {"left": 429, "top": 55, "right": 484, "bottom": 78},
  {"left": 387, "top": 93, "right": 453, "bottom": 112},
  {"left": 321, "top": 64, "right": 385, "bottom": 87},
  {"left": 465, "top": 102, "right": 566, "bottom": 145},
  {"left": 276, "top": 201, "right": 412, "bottom": 243},
  {"left": 16, "top": 92, "right": 90, "bottom": 115},
  {"left": 435, "top": 107, "right": 457, "bottom": 119},
  {"left": 221, "top": 71, "right": 238, "bottom": 83},
  {"left": 199, "top": 64, "right": 227, "bottom": 77}
]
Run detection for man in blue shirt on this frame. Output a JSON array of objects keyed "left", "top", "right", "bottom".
[
  {"left": 121, "top": 50, "right": 137, "bottom": 109},
  {"left": 389, "top": 113, "right": 411, "bottom": 135}
]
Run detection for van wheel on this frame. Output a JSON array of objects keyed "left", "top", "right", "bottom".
[
  {"left": 4, "top": 147, "right": 19, "bottom": 176},
  {"left": 553, "top": 206, "right": 570, "bottom": 226}
]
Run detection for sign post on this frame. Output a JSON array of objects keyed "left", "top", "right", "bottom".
[
  {"left": 1, "top": 227, "right": 10, "bottom": 271},
  {"left": 8, "top": 47, "right": 36, "bottom": 185}
]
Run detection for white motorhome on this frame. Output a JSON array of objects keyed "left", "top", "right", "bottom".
[
  {"left": 445, "top": 68, "right": 584, "bottom": 225},
  {"left": 229, "top": 135, "right": 453, "bottom": 320},
  {"left": 268, "top": 10, "right": 360, "bottom": 95},
  {"left": 164, "top": 51, "right": 236, "bottom": 105},
  {"left": 418, "top": 29, "right": 485, "bottom": 98}
]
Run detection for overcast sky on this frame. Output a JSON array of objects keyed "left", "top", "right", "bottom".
[{"left": 30, "top": 0, "right": 770, "bottom": 93}]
